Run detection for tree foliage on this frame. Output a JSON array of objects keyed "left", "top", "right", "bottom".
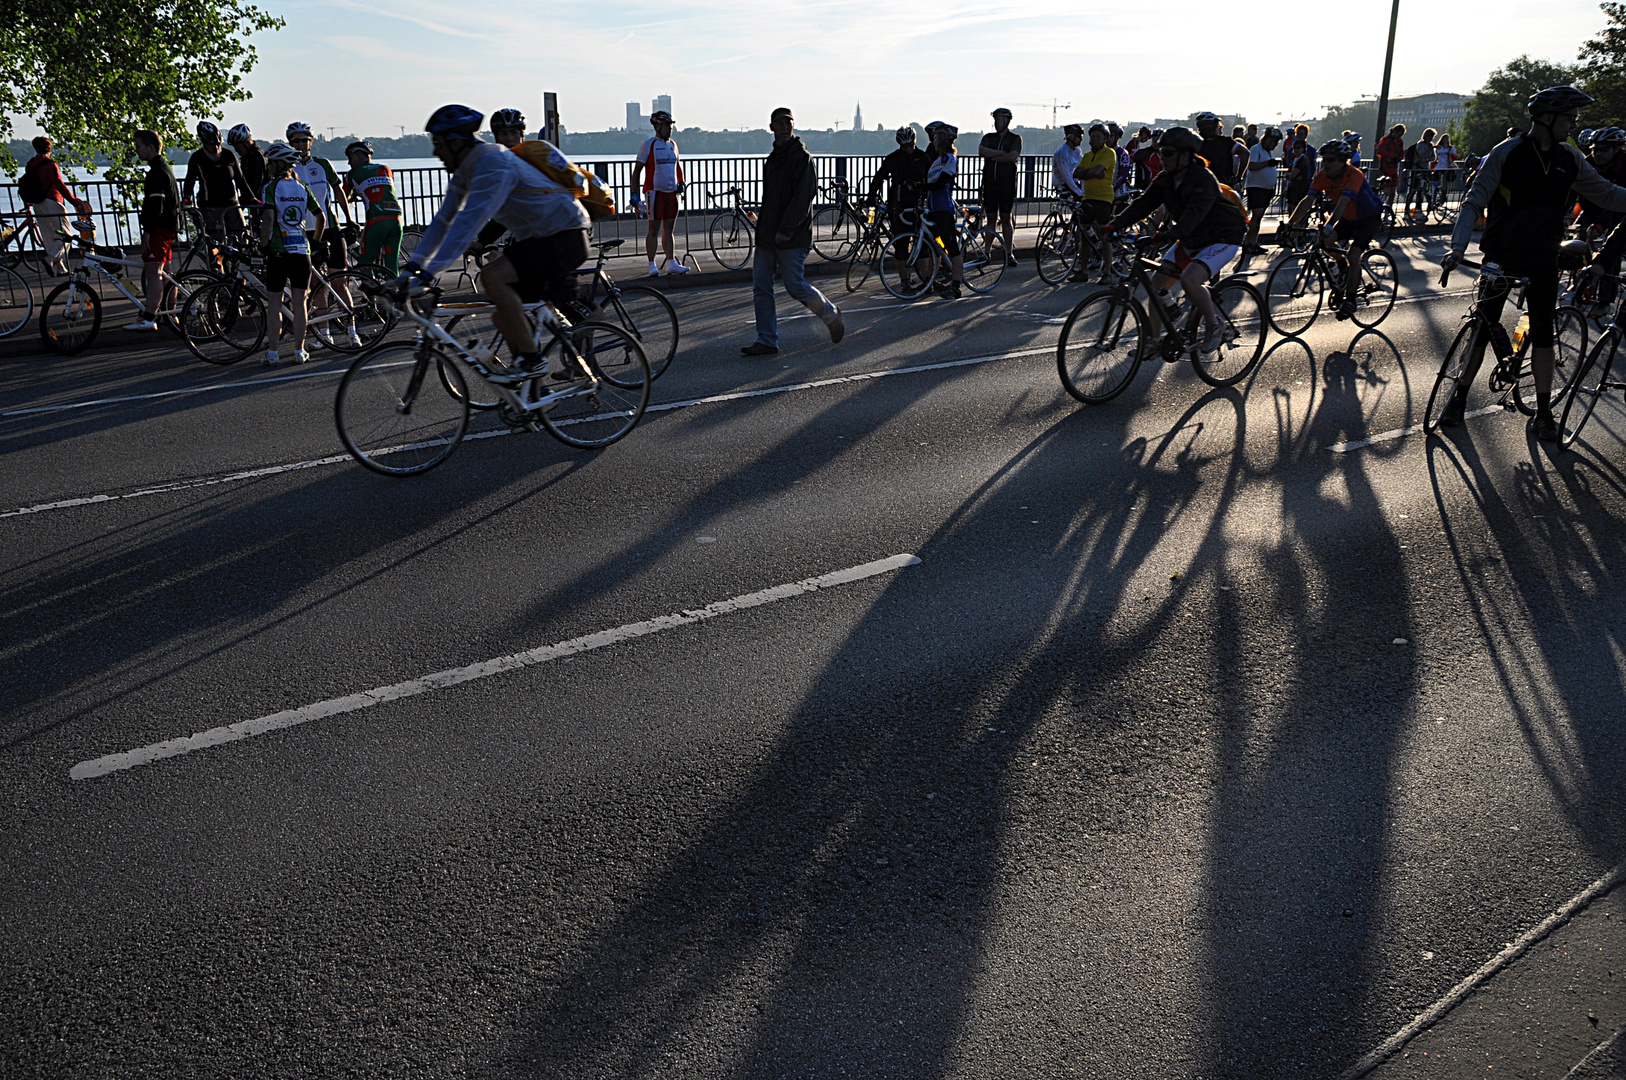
[
  {"left": 1461, "top": 55, "right": 1581, "bottom": 154},
  {"left": 1, "top": 0, "right": 282, "bottom": 178},
  {"left": 1579, "top": 2, "right": 1626, "bottom": 129}
]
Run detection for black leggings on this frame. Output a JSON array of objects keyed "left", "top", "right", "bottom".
[
  {"left": 927, "top": 211, "right": 960, "bottom": 258},
  {"left": 1476, "top": 266, "right": 1559, "bottom": 349}
]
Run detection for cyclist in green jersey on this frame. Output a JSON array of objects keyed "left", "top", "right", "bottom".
[{"left": 342, "top": 140, "right": 403, "bottom": 274}]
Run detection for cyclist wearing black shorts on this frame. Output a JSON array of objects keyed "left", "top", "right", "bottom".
[
  {"left": 407, "top": 104, "right": 593, "bottom": 379},
  {"left": 1441, "top": 86, "right": 1626, "bottom": 439},
  {"left": 924, "top": 122, "right": 964, "bottom": 298},
  {"left": 978, "top": 107, "right": 1021, "bottom": 265},
  {"left": 1285, "top": 140, "right": 1384, "bottom": 319}
]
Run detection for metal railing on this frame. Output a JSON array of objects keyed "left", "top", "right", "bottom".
[{"left": 1, "top": 156, "right": 1469, "bottom": 269}]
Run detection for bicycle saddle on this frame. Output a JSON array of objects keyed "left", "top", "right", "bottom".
[
  {"left": 93, "top": 245, "right": 127, "bottom": 258},
  {"left": 596, "top": 239, "right": 625, "bottom": 250}
]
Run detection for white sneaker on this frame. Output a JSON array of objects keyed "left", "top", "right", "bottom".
[
  {"left": 663, "top": 259, "right": 690, "bottom": 275},
  {"left": 648, "top": 260, "right": 661, "bottom": 277},
  {"left": 1199, "top": 323, "right": 1224, "bottom": 355},
  {"left": 346, "top": 327, "right": 363, "bottom": 347},
  {"left": 293, "top": 348, "right": 312, "bottom": 364},
  {"left": 123, "top": 318, "right": 158, "bottom": 331},
  {"left": 261, "top": 350, "right": 279, "bottom": 367}
]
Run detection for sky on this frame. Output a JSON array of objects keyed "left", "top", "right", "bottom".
[{"left": 176, "top": 0, "right": 1617, "bottom": 138}]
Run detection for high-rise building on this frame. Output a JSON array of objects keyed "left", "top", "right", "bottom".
[
  {"left": 626, "top": 102, "right": 643, "bottom": 130},
  {"left": 653, "top": 94, "right": 672, "bottom": 118},
  {"left": 854, "top": 102, "right": 863, "bottom": 132}
]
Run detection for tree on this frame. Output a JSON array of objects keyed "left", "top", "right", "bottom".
[
  {"left": 1461, "top": 55, "right": 1581, "bottom": 154},
  {"left": 1579, "top": 2, "right": 1626, "bottom": 128},
  {"left": 0, "top": 0, "right": 282, "bottom": 177},
  {"left": 1313, "top": 102, "right": 1377, "bottom": 146}
]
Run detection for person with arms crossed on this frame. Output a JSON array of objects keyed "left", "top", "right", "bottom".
[
  {"left": 406, "top": 104, "right": 595, "bottom": 382},
  {"left": 1109, "top": 126, "right": 1247, "bottom": 355},
  {"left": 742, "top": 107, "right": 844, "bottom": 355},
  {"left": 124, "top": 129, "right": 179, "bottom": 331},
  {"left": 341, "top": 140, "right": 403, "bottom": 274},
  {"left": 1440, "top": 86, "right": 1626, "bottom": 439},
  {"left": 630, "top": 110, "right": 690, "bottom": 276},
  {"left": 1067, "top": 123, "right": 1118, "bottom": 281},
  {"left": 978, "top": 107, "right": 1021, "bottom": 266},
  {"left": 1242, "top": 126, "right": 1282, "bottom": 255},
  {"left": 18, "top": 136, "right": 93, "bottom": 276},
  {"left": 257, "top": 141, "right": 323, "bottom": 366}
]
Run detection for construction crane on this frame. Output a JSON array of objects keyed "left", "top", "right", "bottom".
[{"left": 1010, "top": 100, "right": 1073, "bottom": 128}]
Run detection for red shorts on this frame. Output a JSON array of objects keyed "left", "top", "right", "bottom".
[
  {"left": 649, "top": 191, "right": 679, "bottom": 221},
  {"left": 142, "top": 227, "right": 176, "bottom": 264}
]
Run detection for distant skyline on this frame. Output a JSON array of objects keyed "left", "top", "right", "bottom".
[{"left": 14, "top": 0, "right": 1616, "bottom": 140}]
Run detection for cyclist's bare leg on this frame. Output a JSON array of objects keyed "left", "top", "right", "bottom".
[
  {"left": 950, "top": 252, "right": 964, "bottom": 285},
  {"left": 1180, "top": 262, "right": 1219, "bottom": 328},
  {"left": 997, "top": 206, "right": 1015, "bottom": 258},
  {"left": 477, "top": 255, "right": 538, "bottom": 356},
  {"left": 661, "top": 219, "right": 677, "bottom": 266},
  {"left": 645, "top": 216, "right": 659, "bottom": 263}
]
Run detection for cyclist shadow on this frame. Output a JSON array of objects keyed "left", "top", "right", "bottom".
[
  {"left": 1194, "top": 334, "right": 1419, "bottom": 1074},
  {"left": 499, "top": 382, "right": 1370, "bottom": 1076},
  {"left": 1424, "top": 433, "right": 1626, "bottom": 854},
  {"left": 0, "top": 454, "right": 591, "bottom": 751}
]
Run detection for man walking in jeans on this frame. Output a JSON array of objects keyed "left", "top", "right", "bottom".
[{"left": 742, "top": 107, "right": 844, "bottom": 356}]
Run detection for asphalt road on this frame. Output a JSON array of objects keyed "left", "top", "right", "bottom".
[{"left": 2, "top": 236, "right": 1624, "bottom": 1079}]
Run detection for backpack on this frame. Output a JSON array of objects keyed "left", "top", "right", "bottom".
[
  {"left": 510, "top": 140, "right": 617, "bottom": 219},
  {"left": 1217, "top": 182, "right": 1246, "bottom": 216},
  {"left": 18, "top": 158, "right": 48, "bottom": 204}
]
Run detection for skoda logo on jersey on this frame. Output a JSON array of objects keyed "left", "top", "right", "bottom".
[{"left": 281, "top": 205, "right": 305, "bottom": 229}]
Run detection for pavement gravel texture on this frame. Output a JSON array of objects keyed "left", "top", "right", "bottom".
[{"left": 2, "top": 236, "right": 1623, "bottom": 1078}]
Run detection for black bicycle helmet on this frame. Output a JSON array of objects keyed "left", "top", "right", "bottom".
[
  {"left": 649, "top": 110, "right": 673, "bottom": 126},
  {"left": 227, "top": 123, "right": 251, "bottom": 144},
  {"left": 490, "top": 108, "right": 526, "bottom": 132},
  {"left": 1158, "top": 126, "right": 1202, "bottom": 153},
  {"left": 196, "top": 121, "right": 220, "bottom": 144},
  {"left": 346, "top": 140, "right": 373, "bottom": 155},
  {"left": 1559, "top": 238, "right": 1592, "bottom": 271},
  {"left": 1528, "top": 86, "right": 1595, "bottom": 116},
  {"left": 895, "top": 125, "right": 915, "bottom": 144},
  {"left": 1595, "top": 126, "right": 1626, "bottom": 146},
  {"left": 426, "top": 104, "right": 484, "bottom": 136}
]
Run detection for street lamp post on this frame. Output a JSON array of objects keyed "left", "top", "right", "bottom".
[{"left": 1375, "top": 0, "right": 1401, "bottom": 139}]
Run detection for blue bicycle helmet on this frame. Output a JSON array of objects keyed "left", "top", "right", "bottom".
[{"left": 426, "top": 104, "right": 484, "bottom": 136}]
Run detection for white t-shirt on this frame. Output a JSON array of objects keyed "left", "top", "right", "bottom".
[
  {"left": 1053, "top": 143, "right": 1083, "bottom": 196},
  {"left": 1436, "top": 147, "right": 1457, "bottom": 171},
  {"left": 1246, "top": 142, "right": 1278, "bottom": 189},
  {"left": 637, "top": 137, "right": 681, "bottom": 193}
]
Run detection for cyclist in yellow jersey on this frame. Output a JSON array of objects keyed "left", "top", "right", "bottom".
[{"left": 1067, "top": 124, "right": 1117, "bottom": 281}]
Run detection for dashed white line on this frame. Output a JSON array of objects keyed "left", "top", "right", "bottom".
[
  {"left": 69, "top": 552, "right": 922, "bottom": 779},
  {"left": 1327, "top": 406, "right": 1503, "bottom": 453},
  {"left": 3, "top": 345, "right": 1055, "bottom": 520},
  {"left": 1338, "top": 858, "right": 1626, "bottom": 1078},
  {"left": 1, "top": 363, "right": 349, "bottom": 418}
]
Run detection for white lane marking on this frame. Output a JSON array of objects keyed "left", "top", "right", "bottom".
[
  {"left": 778, "top": 296, "right": 993, "bottom": 323},
  {"left": 1337, "top": 858, "right": 1626, "bottom": 1079},
  {"left": 3, "top": 345, "right": 1056, "bottom": 520},
  {"left": 69, "top": 552, "right": 922, "bottom": 780},
  {"left": 1, "top": 364, "right": 349, "bottom": 418},
  {"left": 1327, "top": 406, "right": 1502, "bottom": 453}
]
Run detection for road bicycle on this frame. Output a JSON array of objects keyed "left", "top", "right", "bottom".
[
  {"left": 440, "top": 238, "right": 679, "bottom": 409},
  {"left": 0, "top": 261, "right": 30, "bottom": 337},
  {"left": 1035, "top": 195, "right": 1124, "bottom": 286},
  {"left": 843, "top": 198, "right": 895, "bottom": 293},
  {"left": 1264, "top": 227, "right": 1397, "bottom": 335},
  {"left": 1055, "top": 233, "right": 1268, "bottom": 404},
  {"left": 333, "top": 281, "right": 651, "bottom": 476},
  {"left": 1559, "top": 271, "right": 1626, "bottom": 448},
  {"left": 873, "top": 203, "right": 1006, "bottom": 299},
  {"left": 705, "top": 187, "right": 757, "bottom": 270},
  {"left": 38, "top": 223, "right": 220, "bottom": 355},
  {"left": 0, "top": 208, "right": 48, "bottom": 271},
  {"left": 1424, "top": 259, "right": 1589, "bottom": 433},
  {"left": 178, "top": 240, "right": 393, "bottom": 365},
  {"left": 810, "top": 178, "right": 868, "bottom": 262}
]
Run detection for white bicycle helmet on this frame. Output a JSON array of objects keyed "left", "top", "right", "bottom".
[
  {"left": 285, "top": 121, "right": 313, "bottom": 140},
  {"left": 265, "top": 141, "right": 299, "bottom": 167},
  {"left": 227, "top": 123, "right": 252, "bottom": 144}
]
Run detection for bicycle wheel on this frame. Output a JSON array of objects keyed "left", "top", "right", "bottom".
[
  {"left": 538, "top": 321, "right": 650, "bottom": 448},
  {"left": 961, "top": 229, "right": 1007, "bottom": 294},
  {"left": 811, "top": 205, "right": 860, "bottom": 262},
  {"left": 0, "top": 263, "right": 32, "bottom": 337},
  {"left": 708, "top": 212, "right": 753, "bottom": 270},
  {"left": 164, "top": 269, "right": 222, "bottom": 334},
  {"left": 1559, "top": 330, "right": 1617, "bottom": 449},
  {"left": 335, "top": 342, "right": 470, "bottom": 476},
  {"left": 1424, "top": 321, "right": 1480, "bottom": 434},
  {"left": 1035, "top": 219, "right": 1078, "bottom": 285},
  {"left": 1352, "top": 248, "right": 1397, "bottom": 328},
  {"left": 39, "top": 279, "right": 102, "bottom": 354},
  {"left": 348, "top": 261, "right": 393, "bottom": 282},
  {"left": 1056, "top": 290, "right": 1146, "bottom": 404},
  {"left": 1264, "top": 251, "right": 1326, "bottom": 336},
  {"left": 605, "top": 283, "right": 679, "bottom": 379},
  {"left": 1194, "top": 279, "right": 1268, "bottom": 387},
  {"left": 846, "top": 235, "right": 880, "bottom": 293},
  {"left": 1550, "top": 305, "right": 1590, "bottom": 401},
  {"left": 880, "top": 233, "right": 937, "bottom": 301},
  {"left": 440, "top": 310, "right": 510, "bottom": 410},
  {"left": 308, "top": 269, "right": 394, "bottom": 354},
  {"left": 400, "top": 227, "right": 424, "bottom": 263},
  {"left": 181, "top": 280, "right": 266, "bottom": 364}
]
